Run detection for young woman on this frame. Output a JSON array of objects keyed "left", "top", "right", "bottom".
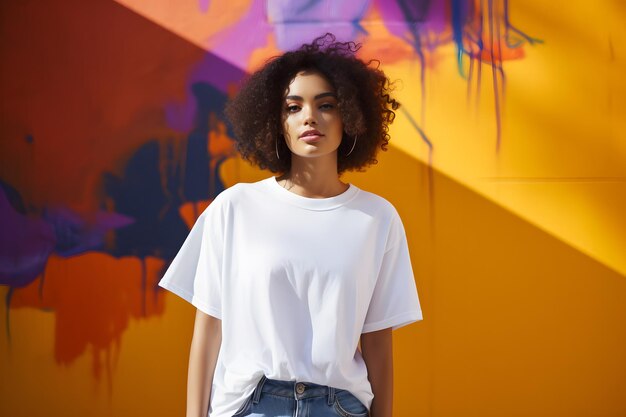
[{"left": 159, "top": 33, "right": 423, "bottom": 417}]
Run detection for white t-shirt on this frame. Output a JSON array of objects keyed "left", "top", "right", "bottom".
[{"left": 158, "top": 175, "right": 423, "bottom": 417}]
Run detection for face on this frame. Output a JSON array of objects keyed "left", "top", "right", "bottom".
[{"left": 281, "top": 71, "right": 344, "bottom": 160}]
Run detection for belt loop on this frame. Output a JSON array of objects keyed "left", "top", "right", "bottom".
[
  {"left": 252, "top": 375, "right": 267, "bottom": 404},
  {"left": 327, "top": 386, "right": 335, "bottom": 406}
]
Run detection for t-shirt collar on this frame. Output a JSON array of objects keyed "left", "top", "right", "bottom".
[{"left": 264, "top": 176, "right": 360, "bottom": 211}]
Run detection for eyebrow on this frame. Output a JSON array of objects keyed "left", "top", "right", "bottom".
[{"left": 285, "top": 92, "right": 337, "bottom": 101}]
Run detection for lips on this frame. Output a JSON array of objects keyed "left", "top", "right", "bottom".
[{"left": 299, "top": 129, "right": 323, "bottom": 138}]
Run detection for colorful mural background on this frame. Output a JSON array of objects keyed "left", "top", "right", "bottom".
[{"left": 1, "top": 0, "right": 625, "bottom": 416}]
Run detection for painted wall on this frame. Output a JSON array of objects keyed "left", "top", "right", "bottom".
[{"left": 1, "top": 1, "right": 624, "bottom": 416}]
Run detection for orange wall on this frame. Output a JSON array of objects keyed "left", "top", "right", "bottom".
[{"left": 1, "top": 1, "right": 625, "bottom": 416}]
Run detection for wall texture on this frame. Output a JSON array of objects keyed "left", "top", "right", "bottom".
[{"left": 1, "top": 1, "right": 624, "bottom": 416}]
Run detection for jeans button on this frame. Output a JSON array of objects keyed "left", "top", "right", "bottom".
[{"left": 296, "top": 383, "right": 305, "bottom": 394}]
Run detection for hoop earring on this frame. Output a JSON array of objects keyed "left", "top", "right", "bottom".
[
  {"left": 276, "top": 135, "right": 281, "bottom": 160},
  {"left": 345, "top": 135, "right": 357, "bottom": 156}
]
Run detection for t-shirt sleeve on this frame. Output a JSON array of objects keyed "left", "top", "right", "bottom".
[
  {"left": 362, "top": 209, "right": 423, "bottom": 333},
  {"left": 157, "top": 197, "right": 224, "bottom": 319}
]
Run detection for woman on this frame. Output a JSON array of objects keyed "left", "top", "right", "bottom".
[{"left": 159, "top": 32, "right": 423, "bottom": 417}]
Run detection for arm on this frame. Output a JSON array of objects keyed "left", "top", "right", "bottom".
[
  {"left": 360, "top": 327, "right": 393, "bottom": 417},
  {"left": 187, "top": 309, "right": 222, "bottom": 417}
]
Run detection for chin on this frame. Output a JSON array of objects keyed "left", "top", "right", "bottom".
[{"left": 294, "top": 149, "right": 340, "bottom": 158}]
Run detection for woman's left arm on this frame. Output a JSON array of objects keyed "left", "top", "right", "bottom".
[{"left": 360, "top": 328, "right": 393, "bottom": 417}]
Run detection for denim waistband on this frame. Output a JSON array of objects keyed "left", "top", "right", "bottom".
[{"left": 251, "top": 374, "right": 341, "bottom": 406}]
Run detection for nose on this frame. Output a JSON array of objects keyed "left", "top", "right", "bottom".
[{"left": 303, "top": 105, "right": 317, "bottom": 125}]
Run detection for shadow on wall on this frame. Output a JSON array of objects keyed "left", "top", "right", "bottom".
[{"left": 2, "top": 85, "right": 234, "bottom": 387}]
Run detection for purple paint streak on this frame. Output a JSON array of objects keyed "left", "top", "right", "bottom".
[
  {"left": 0, "top": 187, "right": 134, "bottom": 288},
  {"left": 198, "top": 0, "right": 210, "bottom": 14},
  {"left": 0, "top": 188, "right": 55, "bottom": 288},
  {"left": 164, "top": 52, "right": 246, "bottom": 132},
  {"left": 268, "top": 0, "right": 369, "bottom": 51}
]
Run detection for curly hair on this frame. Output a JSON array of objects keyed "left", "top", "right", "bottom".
[{"left": 222, "top": 32, "right": 400, "bottom": 176}]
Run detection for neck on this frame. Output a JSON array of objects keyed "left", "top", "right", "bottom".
[{"left": 276, "top": 153, "right": 348, "bottom": 198}]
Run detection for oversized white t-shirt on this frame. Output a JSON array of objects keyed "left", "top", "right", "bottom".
[{"left": 158, "top": 176, "right": 423, "bottom": 417}]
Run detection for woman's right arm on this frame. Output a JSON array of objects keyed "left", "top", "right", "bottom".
[{"left": 187, "top": 308, "right": 222, "bottom": 417}]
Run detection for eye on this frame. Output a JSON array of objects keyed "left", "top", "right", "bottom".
[
  {"left": 286, "top": 104, "right": 300, "bottom": 113},
  {"left": 320, "top": 103, "right": 335, "bottom": 110}
]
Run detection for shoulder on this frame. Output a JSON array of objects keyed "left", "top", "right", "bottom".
[
  {"left": 219, "top": 179, "right": 266, "bottom": 201},
  {"left": 352, "top": 186, "right": 401, "bottom": 220},
  {"left": 203, "top": 179, "right": 266, "bottom": 210}
]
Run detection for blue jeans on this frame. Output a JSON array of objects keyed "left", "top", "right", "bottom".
[{"left": 231, "top": 374, "right": 370, "bottom": 417}]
